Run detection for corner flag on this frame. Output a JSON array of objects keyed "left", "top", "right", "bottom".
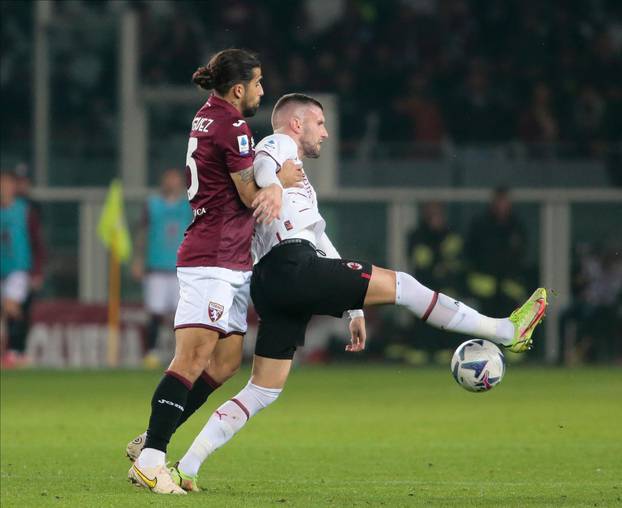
[
  {"left": 98, "top": 179, "right": 132, "bottom": 262},
  {"left": 98, "top": 179, "right": 131, "bottom": 367}
]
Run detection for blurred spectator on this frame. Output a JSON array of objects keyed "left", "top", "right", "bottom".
[
  {"left": 1, "top": 2, "right": 32, "bottom": 154},
  {"left": 405, "top": 202, "right": 465, "bottom": 355},
  {"left": 407, "top": 202, "right": 463, "bottom": 294},
  {"left": 449, "top": 63, "right": 502, "bottom": 144},
  {"left": 393, "top": 73, "right": 446, "bottom": 156},
  {"left": 465, "top": 188, "right": 528, "bottom": 317},
  {"left": 572, "top": 84, "right": 607, "bottom": 156},
  {"left": 2, "top": 0, "right": 622, "bottom": 162},
  {"left": 131, "top": 169, "right": 191, "bottom": 368},
  {"left": 560, "top": 244, "right": 622, "bottom": 363},
  {"left": 13, "top": 163, "right": 46, "bottom": 355},
  {"left": 603, "top": 83, "right": 622, "bottom": 186},
  {"left": 518, "top": 82, "right": 559, "bottom": 157},
  {"left": 1, "top": 171, "right": 46, "bottom": 368}
]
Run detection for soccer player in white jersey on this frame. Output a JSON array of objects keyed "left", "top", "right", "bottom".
[{"left": 167, "top": 93, "right": 548, "bottom": 492}]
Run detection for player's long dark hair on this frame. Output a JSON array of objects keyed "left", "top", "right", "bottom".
[{"left": 192, "top": 49, "right": 260, "bottom": 95}]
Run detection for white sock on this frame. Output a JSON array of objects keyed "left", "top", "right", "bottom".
[
  {"left": 178, "top": 381, "right": 281, "bottom": 477},
  {"left": 136, "top": 447, "right": 165, "bottom": 469},
  {"left": 395, "top": 272, "right": 514, "bottom": 346}
]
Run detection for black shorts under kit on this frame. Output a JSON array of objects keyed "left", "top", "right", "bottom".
[{"left": 251, "top": 239, "right": 372, "bottom": 360}]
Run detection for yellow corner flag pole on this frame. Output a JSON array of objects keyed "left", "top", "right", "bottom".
[{"left": 97, "top": 179, "right": 132, "bottom": 368}]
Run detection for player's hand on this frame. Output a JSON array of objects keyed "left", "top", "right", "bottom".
[
  {"left": 252, "top": 184, "right": 282, "bottom": 224},
  {"left": 278, "top": 159, "right": 304, "bottom": 189},
  {"left": 346, "top": 316, "right": 366, "bottom": 352}
]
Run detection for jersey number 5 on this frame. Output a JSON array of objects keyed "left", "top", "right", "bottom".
[{"left": 186, "top": 137, "right": 199, "bottom": 200}]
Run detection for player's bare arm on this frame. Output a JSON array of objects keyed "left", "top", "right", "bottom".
[
  {"left": 228, "top": 165, "right": 260, "bottom": 204},
  {"left": 229, "top": 166, "right": 281, "bottom": 224}
]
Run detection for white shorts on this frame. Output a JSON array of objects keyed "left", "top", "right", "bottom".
[
  {"left": 174, "top": 266, "right": 251, "bottom": 337},
  {"left": 1, "top": 271, "right": 29, "bottom": 304},
  {"left": 144, "top": 272, "right": 180, "bottom": 315}
]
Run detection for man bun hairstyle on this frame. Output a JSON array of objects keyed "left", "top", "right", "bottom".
[{"left": 192, "top": 49, "right": 261, "bottom": 95}]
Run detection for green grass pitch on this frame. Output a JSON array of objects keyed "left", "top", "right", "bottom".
[{"left": 1, "top": 366, "right": 621, "bottom": 507}]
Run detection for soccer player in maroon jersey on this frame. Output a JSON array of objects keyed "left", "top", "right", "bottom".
[{"left": 128, "top": 49, "right": 302, "bottom": 494}]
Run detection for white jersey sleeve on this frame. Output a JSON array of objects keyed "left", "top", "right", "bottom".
[
  {"left": 252, "top": 133, "right": 326, "bottom": 263},
  {"left": 255, "top": 133, "right": 297, "bottom": 166},
  {"left": 254, "top": 152, "right": 283, "bottom": 189}
]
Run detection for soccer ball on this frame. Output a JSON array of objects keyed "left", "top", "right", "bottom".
[{"left": 451, "top": 339, "right": 505, "bottom": 392}]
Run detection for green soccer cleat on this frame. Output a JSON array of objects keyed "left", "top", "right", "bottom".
[
  {"left": 169, "top": 462, "right": 200, "bottom": 492},
  {"left": 507, "top": 288, "right": 548, "bottom": 353}
]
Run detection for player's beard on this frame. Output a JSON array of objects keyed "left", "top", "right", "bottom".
[
  {"left": 242, "top": 97, "right": 260, "bottom": 117},
  {"left": 300, "top": 137, "right": 321, "bottom": 159}
]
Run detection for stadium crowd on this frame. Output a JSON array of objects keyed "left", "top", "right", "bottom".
[
  {"left": 2, "top": 0, "right": 622, "bottom": 160},
  {"left": 139, "top": 0, "right": 622, "bottom": 156}
]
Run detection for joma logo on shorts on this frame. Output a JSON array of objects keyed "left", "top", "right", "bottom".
[{"left": 157, "top": 399, "right": 184, "bottom": 411}]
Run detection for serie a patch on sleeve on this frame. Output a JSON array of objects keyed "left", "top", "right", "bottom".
[{"left": 237, "top": 134, "right": 250, "bottom": 155}]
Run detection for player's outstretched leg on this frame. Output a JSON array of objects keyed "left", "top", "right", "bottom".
[
  {"left": 365, "top": 268, "right": 547, "bottom": 352},
  {"left": 172, "top": 356, "right": 290, "bottom": 491}
]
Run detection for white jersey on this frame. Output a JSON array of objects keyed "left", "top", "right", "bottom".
[{"left": 252, "top": 133, "right": 326, "bottom": 262}]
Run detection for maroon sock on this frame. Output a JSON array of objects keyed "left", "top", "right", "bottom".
[{"left": 175, "top": 371, "right": 222, "bottom": 429}]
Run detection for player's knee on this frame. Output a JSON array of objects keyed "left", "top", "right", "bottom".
[
  {"left": 212, "top": 357, "right": 242, "bottom": 382},
  {"left": 193, "top": 347, "right": 213, "bottom": 369},
  {"left": 169, "top": 350, "right": 207, "bottom": 381},
  {"left": 170, "top": 348, "right": 195, "bottom": 371},
  {"left": 364, "top": 266, "right": 397, "bottom": 305}
]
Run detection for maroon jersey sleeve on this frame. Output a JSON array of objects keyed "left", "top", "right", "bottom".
[{"left": 219, "top": 121, "right": 254, "bottom": 173}]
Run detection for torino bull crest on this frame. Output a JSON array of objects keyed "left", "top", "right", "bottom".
[{"left": 208, "top": 302, "right": 225, "bottom": 322}]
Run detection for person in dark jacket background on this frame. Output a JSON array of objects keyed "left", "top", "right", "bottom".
[{"left": 465, "top": 187, "right": 527, "bottom": 317}]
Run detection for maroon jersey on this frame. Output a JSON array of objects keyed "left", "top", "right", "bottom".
[{"left": 177, "top": 95, "right": 255, "bottom": 270}]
